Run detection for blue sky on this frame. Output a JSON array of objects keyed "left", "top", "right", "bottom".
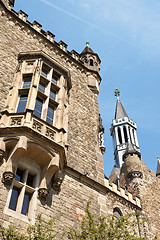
[{"left": 14, "top": 0, "right": 160, "bottom": 177}]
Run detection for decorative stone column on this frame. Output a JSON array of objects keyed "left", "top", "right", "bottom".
[
  {"left": 38, "top": 154, "right": 60, "bottom": 200},
  {"left": 3, "top": 136, "right": 27, "bottom": 185}
]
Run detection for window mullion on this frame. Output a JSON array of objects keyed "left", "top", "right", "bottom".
[
  {"left": 16, "top": 185, "right": 25, "bottom": 214},
  {"left": 16, "top": 168, "right": 28, "bottom": 213},
  {"left": 54, "top": 75, "right": 65, "bottom": 129},
  {"left": 27, "top": 60, "right": 42, "bottom": 111},
  {"left": 43, "top": 81, "right": 51, "bottom": 121}
]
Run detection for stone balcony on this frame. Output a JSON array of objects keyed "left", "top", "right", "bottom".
[{"left": 0, "top": 110, "right": 65, "bottom": 146}]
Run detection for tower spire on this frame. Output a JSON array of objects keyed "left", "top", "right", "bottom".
[
  {"left": 110, "top": 89, "right": 140, "bottom": 168},
  {"left": 114, "top": 89, "right": 128, "bottom": 120}
]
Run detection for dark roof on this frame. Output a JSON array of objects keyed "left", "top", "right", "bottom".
[
  {"left": 81, "top": 46, "right": 94, "bottom": 55},
  {"left": 123, "top": 143, "right": 141, "bottom": 161},
  {"left": 115, "top": 98, "right": 128, "bottom": 120}
]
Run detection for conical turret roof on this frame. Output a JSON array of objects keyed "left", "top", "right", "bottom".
[
  {"left": 81, "top": 45, "right": 94, "bottom": 55},
  {"left": 80, "top": 43, "right": 101, "bottom": 63},
  {"left": 115, "top": 98, "right": 128, "bottom": 120}
]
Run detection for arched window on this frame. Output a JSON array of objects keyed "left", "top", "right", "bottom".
[
  {"left": 123, "top": 126, "right": 128, "bottom": 143},
  {"left": 118, "top": 127, "right": 122, "bottom": 144},
  {"left": 132, "top": 129, "right": 136, "bottom": 145},
  {"left": 90, "top": 59, "right": 94, "bottom": 66},
  {"left": 128, "top": 127, "right": 132, "bottom": 143},
  {"left": 113, "top": 208, "right": 122, "bottom": 218}
]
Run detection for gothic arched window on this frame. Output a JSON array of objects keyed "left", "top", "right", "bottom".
[
  {"left": 128, "top": 127, "right": 132, "bottom": 143},
  {"left": 118, "top": 127, "right": 122, "bottom": 144},
  {"left": 90, "top": 59, "right": 94, "bottom": 66},
  {"left": 113, "top": 208, "right": 122, "bottom": 218},
  {"left": 123, "top": 126, "right": 128, "bottom": 143},
  {"left": 132, "top": 129, "right": 136, "bottom": 145}
]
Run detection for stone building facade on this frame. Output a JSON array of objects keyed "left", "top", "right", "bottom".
[{"left": 0, "top": 0, "right": 160, "bottom": 238}]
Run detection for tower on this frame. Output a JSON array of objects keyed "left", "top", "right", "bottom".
[
  {"left": 80, "top": 42, "right": 101, "bottom": 73},
  {"left": 110, "top": 89, "right": 140, "bottom": 168}
]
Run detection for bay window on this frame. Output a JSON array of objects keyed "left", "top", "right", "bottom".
[
  {"left": 17, "top": 94, "right": 28, "bottom": 113},
  {"left": 16, "top": 59, "right": 61, "bottom": 126},
  {"left": 34, "top": 97, "right": 43, "bottom": 118}
]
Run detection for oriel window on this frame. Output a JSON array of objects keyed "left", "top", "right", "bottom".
[
  {"left": 17, "top": 94, "right": 28, "bottom": 113},
  {"left": 46, "top": 104, "right": 54, "bottom": 125},
  {"left": 22, "top": 75, "right": 32, "bottom": 89}
]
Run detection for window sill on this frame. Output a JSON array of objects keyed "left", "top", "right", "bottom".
[{"left": 3, "top": 207, "right": 35, "bottom": 224}]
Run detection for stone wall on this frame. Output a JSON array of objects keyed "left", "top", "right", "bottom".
[
  {"left": 0, "top": 2, "right": 155, "bottom": 239},
  {"left": 0, "top": 167, "right": 138, "bottom": 234},
  {"left": 0, "top": 2, "right": 101, "bottom": 179},
  {"left": 139, "top": 166, "right": 160, "bottom": 239}
]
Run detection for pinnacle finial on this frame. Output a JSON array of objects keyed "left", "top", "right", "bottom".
[
  {"left": 115, "top": 88, "right": 120, "bottom": 98},
  {"left": 86, "top": 41, "right": 89, "bottom": 47}
]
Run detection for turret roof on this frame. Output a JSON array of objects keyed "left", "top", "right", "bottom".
[
  {"left": 123, "top": 143, "right": 141, "bottom": 161},
  {"left": 115, "top": 98, "right": 128, "bottom": 120},
  {"left": 80, "top": 43, "right": 101, "bottom": 63},
  {"left": 81, "top": 45, "right": 94, "bottom": 54}
]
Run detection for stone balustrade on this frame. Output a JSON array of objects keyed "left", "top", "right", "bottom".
[{"left": 2, "top": 112, "right": 58, "bottom": 142}]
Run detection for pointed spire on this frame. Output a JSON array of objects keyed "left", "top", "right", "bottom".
[
  {"left": 156, "top": 156, "right": 160, "bottom": 176},
  {"left": 81, "top": 42, "right": 94, "bottom": 54},
  {"left": 114, "top": 89, "right": 128, "bottom": 120}
]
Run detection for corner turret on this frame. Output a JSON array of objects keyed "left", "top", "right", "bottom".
[
  {"left": 122, "top": 143, "right": 142, "bottom": 180},
  {"left": 80, "top": 42, "right": 101, "bottom": 73}
]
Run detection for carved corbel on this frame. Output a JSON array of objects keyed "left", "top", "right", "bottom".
[
  {"left": 3, "top": 136, "right": 27, "bottom": 185},
  {"left": 38, "top": 154, "right": 60, "bottom": 200},
  {"left": 38, "top": 188, "right": 49, "bottom": 200},
  {"left": 52, "top": 170, "right": 63, "bottom": 191},
  {"left": 2, "top": 171, "right": 15, "bottom": 185}
]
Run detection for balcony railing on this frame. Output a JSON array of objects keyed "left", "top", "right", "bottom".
[{"left": 4, "top": 112, "right": 57, "bottom": 142}]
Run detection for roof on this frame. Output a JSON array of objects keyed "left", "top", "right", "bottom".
[
  {"left": 123, "top": 143, "right": 141, "bottom": 161},
  {"left": 81, "top": 45, "right": 94, "bottom": 54},
  {"left": 80, "top": 45, "right": 101, "bottom": 63},
  {"left": 115, "top": 98, "right": 128, "bottom": 120}
]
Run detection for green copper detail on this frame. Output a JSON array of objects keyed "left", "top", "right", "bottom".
[
  {"left": 86, "top": 41, "right": 89, "bottom": 46},
  {"left": 115, "top": 88, "right": 120, "bottom": 98}
]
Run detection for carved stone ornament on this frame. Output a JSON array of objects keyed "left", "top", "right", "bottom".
[
  {"left": 32, "top": 119, "right": 42, "bottom": 132},
  {"left": 52, "top": 172, "right": 63, "bottom": 191},
  {"left": 38, "top": 188, "right": 49, "bottom": 200},
  {"left": 127, "top": 171, "right": 143, "bottom": 180},
  {"left": 0, "top": 150, "right": 4, "bottom": 165},
  {"left": 99, "top": 114, "right": 104, "bottom": 133},
  {"left": 15, "top": 60, "right": 22, "bottom": 73},
  {"left": 45, "top": 127, "right": 55, "bottom": 140},
  {"left": 100, "top": 146, "right": 106, "bottom": 155},
  {"left": 10, "top": 117, "right": 22, "bottom": 126},
  {"left": 2, "top": 171, "right": 15, "bottom": 185},
  {"left": 52, "top": 180, "right": 62, "bottom": 192}
]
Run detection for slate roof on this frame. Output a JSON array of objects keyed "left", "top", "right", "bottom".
[
  {"left": 81, "top": 45, "right": 94, "bottom": 54},
  {"left": 115, "top": 98, "right": 128, "bottom": 120}
]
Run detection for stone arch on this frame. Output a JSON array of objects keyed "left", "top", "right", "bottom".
[{"left": 113, "top": 207, "right": 122, "bottom": 218}]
